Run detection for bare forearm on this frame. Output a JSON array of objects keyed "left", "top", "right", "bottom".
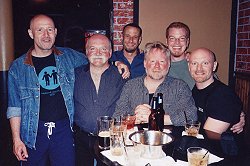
[{"left": 10, "top": 117, "right": 22, "bottom": 142}]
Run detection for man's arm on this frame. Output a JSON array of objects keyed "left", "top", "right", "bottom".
[
  {"left": 10, "top": 117, "right": 28, "bottom": 161},
  {"left": 204, "top": 117, "right": 230, "bottom": 134},
  {"left": 231, "top": 112, "right": 245, "bottom": 134},
  {"left": 114, "top": 61, "right": 130, "bottom": 79}
]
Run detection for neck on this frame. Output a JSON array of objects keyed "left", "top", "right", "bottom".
[
  {"left": 144, "top": 76, "right": 165, "bottom": 93},
  {"left": 32, "top": 48, "right": 53, "bottom": 57},
  {"left": 196, "top": 77, "right": 215, "bottom": 90},
  {"left": 123, "top": 50, "right": 137, "bottom": 64},
  {"left": 90, "top": 64, "right": 109, "bottom": 75},
  {"left": 171, "top": 53, "right": 186, "bottom": 62}
]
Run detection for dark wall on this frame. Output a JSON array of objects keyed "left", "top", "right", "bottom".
[{"left": 12, "top": 0, "right": 112, "bottom": 57}]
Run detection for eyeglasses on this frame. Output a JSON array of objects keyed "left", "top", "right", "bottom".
[{"left": 168, "top": 36, "right": 187, "bottom": 43}]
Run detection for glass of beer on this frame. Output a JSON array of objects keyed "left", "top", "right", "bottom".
[
  {"left": 185, "top": 120, "right": 201, "bottom": 137},
  {"left": 110, "top": 118, "right": 127, "bottom": 156},
  {"left": 187, "top": 147, "right": 209, "bottom": 166},
  {"left": 97, "top": 116, "right": 114, "bottom": 150}
]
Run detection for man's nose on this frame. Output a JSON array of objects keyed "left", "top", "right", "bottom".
[
  {"left": 154, "top": 61, "right": 160, "bottom": 68},
  {"left": 43, "top": 29, "right": 49, "bottom": 37}
]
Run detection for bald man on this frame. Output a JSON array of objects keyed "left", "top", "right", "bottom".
[
  {"left": 189, "top": 48, "right": 242, "bottom": 135},
  {"left": 74, "top": 34, "right": 127, "bottom": 166},
  {"left": 7, "top": 14, "right": 89, "bottom": 165}
]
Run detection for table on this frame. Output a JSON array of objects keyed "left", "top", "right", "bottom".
[{"left": 94, "top": 125, "right": 247, "bottom": 166}]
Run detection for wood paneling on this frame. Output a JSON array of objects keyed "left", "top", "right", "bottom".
[{"left": 235, "top": 72, "right": 250, "bottom": 145}]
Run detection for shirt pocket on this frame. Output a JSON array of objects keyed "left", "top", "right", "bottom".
[{"left": 19, "top": 87, "right": 35, "bottom": 111}]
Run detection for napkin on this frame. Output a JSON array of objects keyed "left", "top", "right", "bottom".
[
  {"left": 101, "top": 150, "right": 223, "bottom": 166},
  {"left": 176, "top": 152, "right": 224, "bottom": 165},
  {"left": 182, "top": 131, "right": 204, "bottom": 139},
  {"left": 143, "top": 128, "right": 172, "bottom": 134},
  {"left": 125, "top": 126, "right": 138, "bottom": 145},
  {"left": 101, "top": 150, "right": 177, "bottom": 166}
]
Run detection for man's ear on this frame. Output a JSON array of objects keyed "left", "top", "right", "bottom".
[
  {"left": 28, "top": 29, "right": 34, "bottom": 39},
  {"left": 213, "top": 61, "right": 218, "bottom": 72},
  {"left": 54, "top": 28, "right": 57, "bottom": 37},
  {"left": 165, "top": 38, "right": 168, "bottom": 47}
]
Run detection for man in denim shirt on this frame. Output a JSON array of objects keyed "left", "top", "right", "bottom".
[
  {"left": 111, "top": 23, "right": 145, "bottom": 78},
  {"left": 7, "top": 14, "right": 129, "bottom": 166}
]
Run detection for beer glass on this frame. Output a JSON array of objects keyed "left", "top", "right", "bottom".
[{"left": 97, "top": 116, "right": 114, "bottom": 149}]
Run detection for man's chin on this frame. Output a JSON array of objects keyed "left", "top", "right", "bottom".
[{"left": 124, "top": 48, "right": 137, "bottom": 53}]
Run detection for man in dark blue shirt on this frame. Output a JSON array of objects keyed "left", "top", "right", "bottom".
[
  {"left": 111, "top": 23, "right": 145, "bottom": 78},
  {"left": 74, "top": 34, "right": 126, "bottom": 166}
]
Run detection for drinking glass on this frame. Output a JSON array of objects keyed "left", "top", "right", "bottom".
[
  {"left": 187, "top": 147, "right": 209, "bottom": 166},
  {"left": 97, "top": 116, "right": 114, "bottom": 150}
]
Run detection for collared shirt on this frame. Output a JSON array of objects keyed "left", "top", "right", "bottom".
[
  {"left": 111, "top": 49, "right": 145, "bottom": 79},
  {"left": 74, "top": 64, "right": 126, "bottom": 134},
  {"left": 7, "top": 46, "right": 88, "bottom": 148},
  {"left": 113, "top": 75, "right": 197, "bottom": 126}
]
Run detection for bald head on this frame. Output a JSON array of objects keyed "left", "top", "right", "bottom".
[
  {"left": 85, "top": 34, "right": 112, "bottom": 68},
  {"left": 86, "top": 34, "right": 111, "bottom": 50},
  {"left": 30, "top": 14, "right": 55, "bottom": 30},
  {"left": 189, "top": 48, "right": 216, "bottom": 62},
  {"left": 188, "top": 47, "right": 218, "bottom": 89}
]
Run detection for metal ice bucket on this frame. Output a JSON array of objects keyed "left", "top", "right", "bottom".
[{"left": 129, "top": 130, "right": 174, "bottom": 159}]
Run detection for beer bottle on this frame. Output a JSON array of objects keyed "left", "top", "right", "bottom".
[
  {"left": 156, "top": 93, "right": 165, "bottom": 131},
  {"left": 148, "top": 97, "right": 158, "bottom": 130}
]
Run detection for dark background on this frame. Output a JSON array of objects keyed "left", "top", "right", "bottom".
[{"left": 12, "top": 0, "right": 112, "bottom": 57}]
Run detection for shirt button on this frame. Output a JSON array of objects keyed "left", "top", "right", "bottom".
[
  {"left": 35, "top": 113, "right": 38, "bottom": 116},
  {"left": 36, "top": 83, "right": 39, "bottom": 86},
  {"left": 94, "top": 100, "right": 97, "bottom": 103},
  {"left": 35, "top": 96, "right": 39, "bottom": 98},
  {"left": 33, "top": 131, "right": 36, "bottom": 133}
]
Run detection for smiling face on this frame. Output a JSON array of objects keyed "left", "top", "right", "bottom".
[
  {"left": 166, "top": 27, "right": 189, "bottom": 60},
  {"left": 86, "top": 34, "right": 112, "bottom": 68},
  {"left": 122, "top": 26, "right": 142, "bottom": 53},
  {"left": 28, "top": 15, "right": 57, "bottom": 56},
  {"left": 188, "top": 48, "right": 217, "bottom": 88},
  {"left": 144, "top": 48, "right": 170, "bottom": 81}
]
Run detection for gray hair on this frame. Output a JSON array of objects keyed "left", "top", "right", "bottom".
[{"left": 144, "top": 41, "right": 170, "bottom": 60}]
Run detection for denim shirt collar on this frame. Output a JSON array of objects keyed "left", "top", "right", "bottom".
[{"left": 24, "top": 46, "right": 63, "bottom": 66}]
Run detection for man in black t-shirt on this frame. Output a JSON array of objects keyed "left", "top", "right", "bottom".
[{"left": 189, "top": 48, "right": 242, "bottom": 134}]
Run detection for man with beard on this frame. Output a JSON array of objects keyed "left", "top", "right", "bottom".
[
  {"left": 7, "top": 14, "right": 129, "bottom": 166},
  {"left": 165, "top": 22, "right": 195, "bottom": 89},
  {"left": 166, "top": 22, "right": 245, "bottom": 134},
  {"left": 113, "top": 41, "right": 197, "bottom": 126},
  {"left": 74, "top": 34, "right": 127, "bottom": 166},
  {"left": 111, "top": 23, "right": 145, "bottom": 78}
]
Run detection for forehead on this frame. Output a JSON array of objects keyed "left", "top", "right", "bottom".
[
  {"left": 87, "top": 37, "right": 109, "bottom": 47},
  {"left": 146, "top": 49, "right": 168, "bottom": 60},
  {"left": 190, "top": 50, "right": 213, "bottom": 62},
  {"left": 168, "top": 28, "right": 187, "bottom": 37},
  {"left": 32, "top": 17, "right": 55, "bottom": 28},
  {"left": 123, "top": 26, "right": 140, "bottom": 35}
]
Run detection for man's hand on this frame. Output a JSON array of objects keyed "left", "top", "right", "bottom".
[
  {"left": 134, "top": 104, "right": 151, "bottom": 124},
  {"left": 13, "top": 138, "right": 28, "bottom": 161},
  {"left": 231, "top": 112, "right": 245, "bottom": 134},
  {"left": 115, "top": 61, "right": 130, "bottom": 79}
]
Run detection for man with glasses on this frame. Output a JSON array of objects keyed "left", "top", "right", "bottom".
[
  {"left": 165, "top": 22, "right": 245, "bottom": 134},
  {"left": 165, "top": 22, "right": 195, "bottom": 89}
]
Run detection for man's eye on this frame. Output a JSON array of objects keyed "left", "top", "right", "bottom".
[{"left": 204, "top": 62, "right": 209, "bottom": 65}]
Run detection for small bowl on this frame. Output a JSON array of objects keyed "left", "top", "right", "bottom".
[{"left": 129, "top": 130, "right": 174, "bottom": 159}]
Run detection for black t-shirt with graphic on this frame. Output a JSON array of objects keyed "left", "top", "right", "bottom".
[{"left": 32, "top": 53, "right": 68, "bottom": 121}]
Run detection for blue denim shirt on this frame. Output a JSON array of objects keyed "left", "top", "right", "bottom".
[
  {"left": 111, "top": 49, "right": 145, "bottom": 78},
  {"left": 7, "top": 46, "right": 88, "bottom": 149}
]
